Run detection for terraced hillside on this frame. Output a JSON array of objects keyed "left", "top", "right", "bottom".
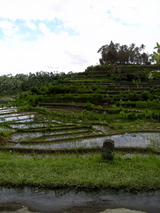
[
  {"left": 26, "top": 78, "right": 160, "bottom": 115},
  {"left": 1, "top": 64, "right": 160, "bottom": 154}
]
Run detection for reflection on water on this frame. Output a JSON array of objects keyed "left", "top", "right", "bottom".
[
  {"left": 0, "top": 115, "right": 35, "bottom": 123},
  {"left": 0, "top": 107, "right": 17, "bottom": 114},
  {"left": 2, "top": 115, "right": 34, "bottom": 122},
  {"left": 11, "top": 132, "right": 44, "bottom": 141},
  {"left": 10, "top": 129, "right": 93, "bottom": 142},
  {"left": 9, "top": 136, "right": 105, "bottom": 149},
  {"left": 0, "top": 187, "right": 159, "bottom": 213},
  {"left": 1, "top": 107, "right": 160, "bottom": 151},
  {"left": 10, "top": 122, "right": 62, "bottom": 129},
  {"left": 0, "top": 127, "right": 14, "bottom": 132},
  {"left": 0, "top": 112, "right": 36, "bottom": 118},
  {"left": 7, "top": 132, "right": 160, "bottom": 150},
  {"left": 109, "top": 132, "right": 160, "bottom": 148},
  {"left": 9, "top": 123, "right": 55, "bottom": 129}
]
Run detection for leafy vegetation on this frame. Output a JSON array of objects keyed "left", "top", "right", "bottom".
[
  {"left": 9, "top": 65, "right": 159, "bottom": 124},
  {"left": 152, "top": 42, "right": 160, "bottom": 65},
  {"left": 0, "top": 71, "right": 73, "bottom": 96}
]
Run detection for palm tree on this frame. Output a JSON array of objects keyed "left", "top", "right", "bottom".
[
  {"left": 140, "top": 44, "right": 146, "bottom": 52},
  {"left": 97, "top": 41, "right": 118, "bottom": 65},
  {"left": 118, "top": 45, "right": 129, "bottom": 64}
]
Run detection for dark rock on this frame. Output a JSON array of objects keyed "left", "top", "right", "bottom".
[{"left": 102, "top": 139, "right": 114, "bottom": 161}]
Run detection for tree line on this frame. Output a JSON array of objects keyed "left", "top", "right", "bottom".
[
  {"left": 97, "top": 41, "right": 151, "bottom": 65},
  {"left": 0, "top": 71, "right": 72, "bottom": 96}
]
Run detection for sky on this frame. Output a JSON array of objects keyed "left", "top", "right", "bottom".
[{"left": 0, "top": 0, "right": 159, "bottom": 76}]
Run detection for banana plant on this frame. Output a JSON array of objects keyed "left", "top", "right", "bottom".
[{"left": 152, "top": 42, "right": 160, "bottom": 64}]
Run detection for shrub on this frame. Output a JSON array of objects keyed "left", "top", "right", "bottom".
[{"left": 93, "top": 93, "right": 104, "bottom": 104}]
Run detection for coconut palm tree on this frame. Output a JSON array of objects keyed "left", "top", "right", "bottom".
[{"left": 97, "top": 41, "right": 118, "bottom": 65}]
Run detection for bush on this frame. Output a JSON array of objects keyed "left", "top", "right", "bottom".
[{"left": 93, "top": 93, "right": 104, "bottom": 104}]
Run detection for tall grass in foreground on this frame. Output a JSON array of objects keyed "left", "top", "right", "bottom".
[{"left": 0, "top": 151, "right": 159, "bottom": 192}]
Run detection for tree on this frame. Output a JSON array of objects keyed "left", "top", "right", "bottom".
[
  {"left": 152, "top": 42, "right": 160, "bottom": 65},
  {"left": 97, "top": 41, "right": 118, "bottom": 65},
  {"left": 118, "top": 45, "right": 129, "bottom": 64},
  {"left": 140, "top": 44, "right": 146, "bottom": 51},
  {"left": 139, "top": 52, "right": 150, "bottom": 65}
]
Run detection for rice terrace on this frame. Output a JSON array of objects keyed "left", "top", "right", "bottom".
[{"left": 0, "top": 42, "right": 160, "bottom": 212}]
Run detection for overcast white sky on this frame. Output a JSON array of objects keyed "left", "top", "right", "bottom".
[{"left": 0, "top": 0, "right": 159, "bottom": 76}]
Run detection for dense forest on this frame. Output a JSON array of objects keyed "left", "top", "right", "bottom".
[{"left": 0, "top": 71, "right": 74, "bottom": 96}]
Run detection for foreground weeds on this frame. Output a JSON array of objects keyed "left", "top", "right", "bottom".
[{"left": 0, "top": 151, "right": 159, "bottom": 192}]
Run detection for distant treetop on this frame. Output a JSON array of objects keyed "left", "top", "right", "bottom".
[{"left": 97, "top": 41, "right": 151, "bottom": 65}]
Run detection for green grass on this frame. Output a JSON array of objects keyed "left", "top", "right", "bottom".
[{"left": 0, "top": 151, "right": 159, "bottom": 192}]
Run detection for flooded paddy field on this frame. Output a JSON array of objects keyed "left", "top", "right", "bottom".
[
  {"left": 0, "top": 107, "right": 17, "bottom": 114},
  {"left": 5, "top": 132, "right": 160, "bottom": 151},
  {"left": 0, "top": 107, "right": 160, "bottom": 152}
]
